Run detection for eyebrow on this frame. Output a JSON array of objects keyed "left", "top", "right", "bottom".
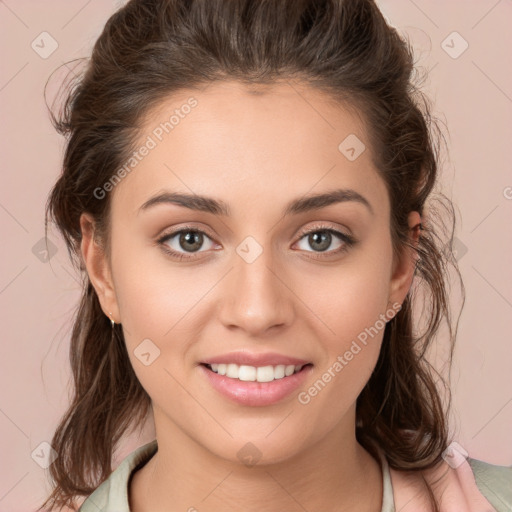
[{"left": 138, "top": 188, "right": 374, "bottom": 217}]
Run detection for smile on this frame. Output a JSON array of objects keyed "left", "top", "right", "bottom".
[
  {"left": 199, "top": 363, "right": 314, "bottom": 406},
  {"left": 204, "top": 363, "right": 308, "bottom": 382}
]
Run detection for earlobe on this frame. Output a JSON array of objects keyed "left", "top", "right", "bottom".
[
  {"left": 79, "top": 212, "right": 120, "bottom": 323},
  {"left": 388, "top": 211, "right": 422, "bottom": 307}
]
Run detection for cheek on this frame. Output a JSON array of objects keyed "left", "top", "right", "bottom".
[
  {"left": 297, "top": 252, "right": 392, "bottom": 345},
  {"left": 110, "top": 242, "right": 221, "bottom": 402},
  {"left": 293, "top": 251, "right": 392, "bottom": 413},
  {"left": 111, "top": 255, "right": 197, "bottom": 409},
  {"left": 111, "top": 234, "right": 201, "bottom": 340},
  {"left": 308, "top": 273, "right": 386, "bottom": 387},
  {"left": 297, "top": 281, "right": 389, "bottom": 434}
]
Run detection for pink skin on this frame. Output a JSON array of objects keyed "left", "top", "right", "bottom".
[{"left": 81, "top": 80, "right": 421, "bottom": 512}]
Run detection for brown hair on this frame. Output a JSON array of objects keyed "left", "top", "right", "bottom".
[{"left": 40, "top": 0, "right": 464, "bottom": 510}]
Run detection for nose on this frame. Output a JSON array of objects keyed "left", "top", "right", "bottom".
[{"left": 217, "top": 248, "right": 294, "bottom": 337}]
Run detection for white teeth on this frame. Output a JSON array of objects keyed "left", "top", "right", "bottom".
[{"left": 208, "top": 363, "right": 305, "bottom": 382}]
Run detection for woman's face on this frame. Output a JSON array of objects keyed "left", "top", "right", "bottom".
[{"left": 82, "top": 80, "right": 418, "bottom": 464}]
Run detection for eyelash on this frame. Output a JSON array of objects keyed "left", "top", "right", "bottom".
[{"left": 156, "top": 223, "right": 357, "bottom": 262}]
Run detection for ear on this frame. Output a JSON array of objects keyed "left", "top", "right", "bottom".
[
  {"left": 80, "top": 212, "right": 120, "bottom": 323},
  {"left": 387, "top": 211, "right": 422, "bottom": 307}
]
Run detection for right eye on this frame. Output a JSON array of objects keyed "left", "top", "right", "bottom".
[{"left": 157, "top": 226, "right": 218, "bottom": 261}]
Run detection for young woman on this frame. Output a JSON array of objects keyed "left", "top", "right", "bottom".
[{"left": 40, "top": 1, "right": 511, "bottom": 511}]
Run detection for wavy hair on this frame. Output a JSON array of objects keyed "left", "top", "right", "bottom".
[{"left": 40, "top": 0, "right": 464, "bottom": 510}]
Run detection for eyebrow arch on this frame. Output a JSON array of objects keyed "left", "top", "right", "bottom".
[{"left": 138, "top": 188, "right": 374, "bottom": 217}]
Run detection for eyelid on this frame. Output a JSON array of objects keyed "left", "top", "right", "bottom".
[
  {"left": 156, "top": 223, "right": 216, "bottom": 241},
  {"left": 295, "top": 221, "right": 353, "bottom": 240}
]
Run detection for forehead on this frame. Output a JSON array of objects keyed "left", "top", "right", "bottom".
[{"left": 112, "top": 79, "right": 388, "bottom": 219}]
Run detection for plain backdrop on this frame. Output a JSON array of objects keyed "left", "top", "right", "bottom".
[{"left": 0, "top": 1, "right": 511, "bottom": 510}]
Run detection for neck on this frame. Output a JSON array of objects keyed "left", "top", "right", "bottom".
[{"left": 130, "top": 409, "right": 383, "bottom": 512}]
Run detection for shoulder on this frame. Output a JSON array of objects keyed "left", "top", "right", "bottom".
[
  {"left": 468, "top": 458, "right": 512, "bottom": 512},
  {"left": 78, "top": 439, "right": 158, "bottom": 512}
]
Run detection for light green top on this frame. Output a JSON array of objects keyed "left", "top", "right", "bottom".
[{"left": 78, "top": 440, "right": 512, "bottom": 512}]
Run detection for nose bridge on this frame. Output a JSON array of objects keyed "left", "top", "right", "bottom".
[{"left": 218, "top": 239, "right": 293, "bottom": 334}]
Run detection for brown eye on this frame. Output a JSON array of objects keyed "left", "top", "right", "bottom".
[
  {"left": 175, "top": 230, "right": 204, "bottom": 252},
  {"left": 294, "top": 224, "right": 357, "bottom": 258},
  {"left": 157, "top": 227, "right": 217, "bottom": 261}
]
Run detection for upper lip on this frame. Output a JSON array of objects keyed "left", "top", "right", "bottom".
[{"left": 201, "top": 351, "right": 312, "bottom": 367}]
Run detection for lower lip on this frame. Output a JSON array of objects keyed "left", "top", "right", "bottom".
[{"left": 199, "top": 364, "right": 313, "bottom": 407}]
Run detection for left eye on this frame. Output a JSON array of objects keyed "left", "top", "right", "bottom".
[{"left": 295, "top": 228, "right": 353, "bottom": 254}]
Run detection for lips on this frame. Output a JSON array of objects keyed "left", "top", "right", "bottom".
[
  {"left": 199, "top": 362, "right": 314, "bottom": 406},
  {"left": 201, "top": 351, "right": 312, "bottom": 367}
]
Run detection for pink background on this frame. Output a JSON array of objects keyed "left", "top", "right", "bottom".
[{"left": 1, "top": 1, "right": 511, "bottom": 510}]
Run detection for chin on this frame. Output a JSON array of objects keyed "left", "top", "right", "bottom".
[{"left": 204, "top": 432, "right": 309, "bottom": 468}]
